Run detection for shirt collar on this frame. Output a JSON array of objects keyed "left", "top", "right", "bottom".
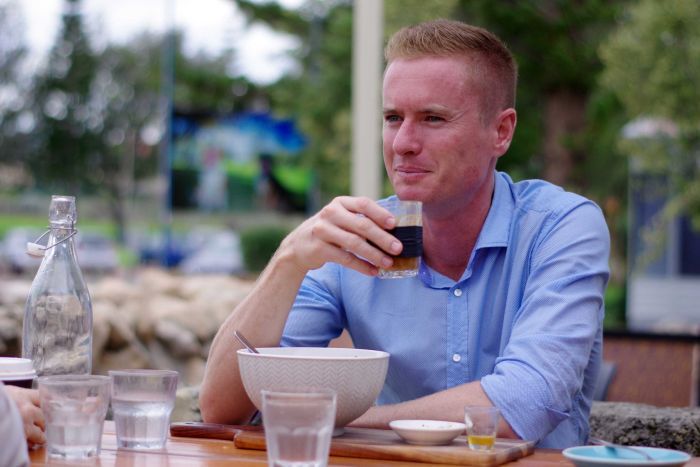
[
  {"left": 418, "top": 171, "right": 514, "bottom": 288},
  {"left": 475, "top": 171, "right": 514, "bottom": 249}
]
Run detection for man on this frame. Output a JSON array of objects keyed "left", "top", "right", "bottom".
[
  {"left": 5, "top": 385, "right": 45, "bottom": 449},
  {"left": 0, "top": 383, "right": 30, "bottom": 466},
  {"left": 200, "top": 19, "right": 609, "bottom": 448}
]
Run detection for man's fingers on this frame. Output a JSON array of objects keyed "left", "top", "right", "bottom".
[
  {"left": 318, "top": 243, "right": 381, "bottom": 276},
  {"left": 26, "top": 423, "right": 46, "bottom": 446},
  {"left": 27, "top": 389, "right": 41, "bottom": 405},
  {"left": 32, "top": 406, "right": 45, "bottom": 431},
  {"left": 320, "top": 198, "right": 402, "bottom": 258},
  {"left": 336, "top": 196, "right": 396, "bottom": 230},
  {"left": 313, "top": 221, "right": 393, "bottom": 269}
]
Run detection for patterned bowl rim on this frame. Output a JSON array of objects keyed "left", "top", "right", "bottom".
[{"left": 237, "top": 347, "right": 389, "bottom": 361}]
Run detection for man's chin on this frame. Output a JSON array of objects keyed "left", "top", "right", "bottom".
[{"left": 393, "top": 187, "right": 426, "bottom": 202}]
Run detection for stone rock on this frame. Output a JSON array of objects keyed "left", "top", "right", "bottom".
[
  {"left": 0, "top": 280, "right": 31, "bottom": 306},
  {"left": 146, "top": 339, "right": 183, "bottom": 373},
  {"left": 172, "top": 385, "right": 202, "bottom": 423},
  {"left": 137, "top": 295, "right": 190, "bottom": 342},
  {"left": 182, "top": 357, "right": 206, "bottom": 388},
  {"left": 590, "top": 401, "right": 700, "bottom": 456},
  {"left": 0, "top": 315, "right": 18, "bottom": 342},
  {"left": 91, "top": 301, "right": 111, "bottom": 363},
  {"left": 138, "top": 268, "right": 184, "bottom": 296},
  {"left": 166, "top": 299, "right": 218, "bottom": 342},
  {"left": 91, "top": 277, "right": 140, "bottom": 307},
  {"left": 3, "top": 303, "right": 24, "bottom": 322},
  {"left": 0, "top": 303, "right": 23, "bottom": 356},
  {"left": 0, "top": 269, "right": 257, "bottom": 394},
  {"left": 154, "top": 319, "right": 201, "bottom": 358},
  {"left": 95, "top": 345, "right": 151, "bottom": 374}
]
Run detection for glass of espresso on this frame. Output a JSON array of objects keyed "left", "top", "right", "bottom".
[{"left": 377, "top": 199, "right": 422, "bottom": 279}]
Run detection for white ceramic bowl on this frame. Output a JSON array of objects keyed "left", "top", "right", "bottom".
[
  {"left": 237, "top": 347, "right": 389, "bottom": 429},
  {"left": 389, "top": 420, "right": 466, "bottom": 446}
]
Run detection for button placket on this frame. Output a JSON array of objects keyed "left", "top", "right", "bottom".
[{"left": 448, "top": 286, "right": 467, "bottom": 379}]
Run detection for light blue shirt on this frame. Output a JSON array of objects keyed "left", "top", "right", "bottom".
[{"left": 281, "top": 171, "right": 610, "bottom": 448}]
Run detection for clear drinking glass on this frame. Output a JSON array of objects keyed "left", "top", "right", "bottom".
[
  {"left": 262, "top": 388, "right": 337, "bottom": 467},
  {"left": 464, "top": 406, "right": 500, "bottom": 451},
  {"left": 38, "top": 375, "right": 110, "bottom": 459},
  {"left": 109, "top": 369, "right": 179, "bottom": 450},
  {"left": 377, "top": 199, "right": 422, "bottom": 279}
]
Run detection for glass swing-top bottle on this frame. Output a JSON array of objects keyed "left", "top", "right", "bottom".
[{"left": 22, "top": 195, "right": 93, "bottom": 376}]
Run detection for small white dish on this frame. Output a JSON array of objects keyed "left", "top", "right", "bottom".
[
  {"left": 563, "top": 445, "right": 691, "bottom": 467},
  {"left": 389, "top": 419, "right": 466, "bottom": 446}
]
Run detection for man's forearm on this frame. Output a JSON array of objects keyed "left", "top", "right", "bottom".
[
  {"left": 349, "top": 381, "right": 519, "bottom": 439},
  {"left": 199, "top": 249, "right": 308, "bottom": 424}
]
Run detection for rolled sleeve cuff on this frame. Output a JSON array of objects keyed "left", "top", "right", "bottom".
[{"left": 481, "top": 371, "right": 569, "bottom": 443}]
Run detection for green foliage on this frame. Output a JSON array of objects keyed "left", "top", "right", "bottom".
[
  {"left": 600, "top": 0, "right": 700, "bottom": 227},
  {"left": 30, "top": 0, "right": 101, "bottom": 193},
  {"left": 261, "top": 2, "right": 354, "bottom": 201},
  {"left": 239, "top": 224, "right": 290, "bottom": 272},
  {"left": 603, "top": 283, "right": 626, "bottom": 330},
  {"left": 600, "top": 0, "right": 700, "bottom": 129},
  {"left": 384, "top": 0, "right": 457, "bottom": 36},
  {"left": 453, "top": 0, "right": 628, "bottom": 186},
  {"left": 0, "top": 1, "right": 31, "bottom": 168}
]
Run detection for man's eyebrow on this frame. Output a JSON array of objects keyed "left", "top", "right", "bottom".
[
  {"left": 420, "top": 105, "right": 451, "bottom": 114},
  {"left": 382, "top": 105, "right": 452, "bottom": 114}
]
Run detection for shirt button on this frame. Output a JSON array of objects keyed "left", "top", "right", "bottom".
[
  {"left": 452, "top": 354, "right": 461, "bottom": 362},
  {"left": 453, "top": 289, "right": 463, "bottom": 297}
]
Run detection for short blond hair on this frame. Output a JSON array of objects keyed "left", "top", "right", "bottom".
[{"left": 385, "top": 19, "right": 517, "bottom": 120}]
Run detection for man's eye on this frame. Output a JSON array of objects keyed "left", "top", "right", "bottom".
[
  {"left": 384, "top": 115, "right": 401, "bottom": 123},
  {"left": 425, "top": 115, "right": 444, "bottom": 122}
]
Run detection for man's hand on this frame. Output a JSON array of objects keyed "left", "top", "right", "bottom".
[
  {"left": 279, "top": 196, "right": 402, "bottom": 276},
  {"left": 201, "top": 196, "right": 404, "bottom": 425},
  {"left": 5, "top": 386, "right": 45, "bottom": 448}
]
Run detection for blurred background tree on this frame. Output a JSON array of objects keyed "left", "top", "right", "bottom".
[
  {"left": 600, "top": 0, "right": 700, "bottom": 230},
  {"left": 0, "top": 0, "right": 33, "bottom": 182},
  {"left": 232, "top": 0, "right": 354, "bottom": 199},
  {"left": 4, "top": 0, "right": 697, "bottom": 328}
]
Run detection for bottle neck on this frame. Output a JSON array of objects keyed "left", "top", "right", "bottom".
[{"left": 45, "top": 227, "right": 78, "bottom": 256}]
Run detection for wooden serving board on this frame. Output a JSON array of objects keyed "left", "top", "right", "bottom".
[{"left": 234, "top": 427, "right": 534, "bottom": 466}]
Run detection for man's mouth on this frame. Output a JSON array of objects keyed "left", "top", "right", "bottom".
[{"left": 395, "top": 165, "right": 429, "bottom": 175}]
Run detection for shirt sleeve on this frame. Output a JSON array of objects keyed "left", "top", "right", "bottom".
[
  {"left": 281, "top": 263, "right": 347, "bottom": 347},
  {"left": 481, "top": 200, "right": 610, "bottom": 443},
  {"left": 0, "top": 383, "right": 30, "bottom": 467}
]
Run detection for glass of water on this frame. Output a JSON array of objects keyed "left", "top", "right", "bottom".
[
  {"left": 38, "top": 375, "right": 111, "bottom": 459},
  {"left": 262, "top": 388, "right": 337, "bottom": 467},
  {"left": 109, "top": 369, "right": 179, "bottom": 450}
]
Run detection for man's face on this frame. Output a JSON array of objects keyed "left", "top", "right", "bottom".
[{"left": 382, "top": 56, "right": 504, "bottom": 214}]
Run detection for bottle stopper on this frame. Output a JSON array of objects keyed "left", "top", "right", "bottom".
[{"left": 26, "top": 242, "right": 46, "bottom": 257}]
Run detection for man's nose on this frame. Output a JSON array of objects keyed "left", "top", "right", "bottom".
[{"left": 392, "top": 121, "right": 422, "bottom": 156}]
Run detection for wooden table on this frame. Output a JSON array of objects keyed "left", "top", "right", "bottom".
[{"left": 29, "top": 422, "right": 700, "bottom": 466}]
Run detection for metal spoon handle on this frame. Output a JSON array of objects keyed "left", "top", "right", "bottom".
[
  {"left": 234, "top": 330, "right": 260, "bottom": 354},
  {"left": 589, "top": 437, "right": 654, "bottom": 461}
]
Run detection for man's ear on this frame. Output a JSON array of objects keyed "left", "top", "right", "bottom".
[{"left": 493, "top": 108, "right": 517, "bottom": 158}]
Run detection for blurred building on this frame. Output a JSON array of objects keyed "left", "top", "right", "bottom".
[{"left": 625, "top": 118, "right": 700, "bottom": 333}]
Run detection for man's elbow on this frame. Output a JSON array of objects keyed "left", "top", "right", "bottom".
[
  {"left": 199, "top": 382, "right": 255, "bottom": 424},
  {"left": 198, "top": 384, "right": 220, "bottom": 423}
]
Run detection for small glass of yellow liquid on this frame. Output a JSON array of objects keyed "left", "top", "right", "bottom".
[{"left": 464, "top": 406, "right": 500, "bottom": 451}]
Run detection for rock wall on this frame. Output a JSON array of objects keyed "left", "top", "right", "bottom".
[
  {"left": 590, "top": 402, "right": 700, "bottom": 456},
  {"left": 0, "top": 268, "right": 254, "bottom": 387}
]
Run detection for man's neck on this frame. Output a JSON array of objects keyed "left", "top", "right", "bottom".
[{"left": 421, "top": 189, "right": 494, "bottom": 282}]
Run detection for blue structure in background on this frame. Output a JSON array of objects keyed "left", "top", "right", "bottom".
[
  {"left": 170, "top": 111, "right": 310, "bottom": 212},
  {"left": 172, "top": 111, "right": 306, "bottom": 167}
]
